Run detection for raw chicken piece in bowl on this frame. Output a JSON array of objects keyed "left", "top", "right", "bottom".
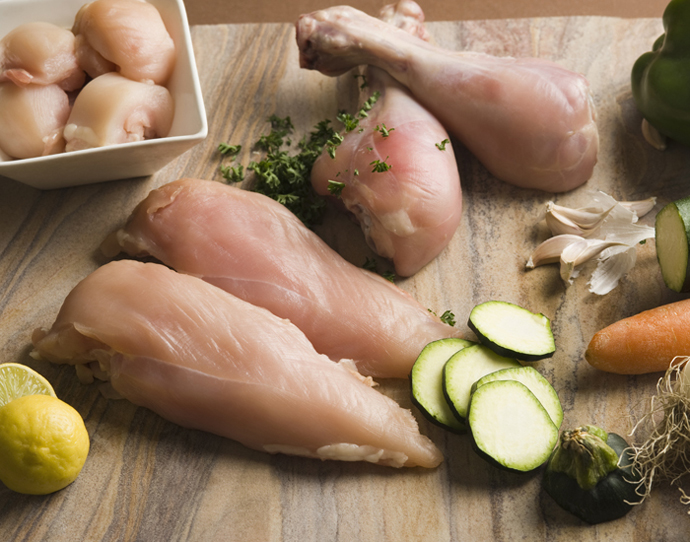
[{"left": 0, "top": 0, "right": 206, "bottom": 189}]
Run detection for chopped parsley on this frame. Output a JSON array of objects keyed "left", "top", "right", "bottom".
[
  {"left": 382, "top": 272, "right": 396, "bottom": 283},
  {"left": 370, "top": 157, "right": 392, "bottom": 173},
  {"left": 216, "top": 92, "right": 385, "bottom": 229},
  {"left": 216, "top": 115, "right": 337, "bottom": 228},
  {"left": 327, "top": 179, "right": 346, "bottom": 197},
  {"left": 353, "top": 74, "right": 368, "bottom": 90},
  {"left": 363, "top": 257, "right": 378, "bottom": 272},
  {"left": 218, "top": 143, "right": 242, "bottom": 156},
  {"left": 375, "top": 123, "right": 395, "bottom": 137},
  {"left": 363, "top": 257, "right": 396, "bottom": 282},
  {"left": 435, "top": 138, "right": 450, "bottom": 151},
  {"left": 336, "top": 111, "right": 360, "bottom": 133},
  {"left": 428, "top": 309, "right": 457, "bottom": 326},
  {"left": 440, "top": 310, "right": 456, "bottom": 326},
  {"left": 220, "top": 164, "right": 244, "bottom": 183},
  {"left": 326, "top": 131, "right": 344, "bottom": 159},
  {"left": 358, "top": 91, "right": 381, "bottom": 118}
]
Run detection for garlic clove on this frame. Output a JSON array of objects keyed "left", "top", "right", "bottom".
[
  {"left": 526, "top": 234, "right": 585, "bottom": 268},
  {"left": 618, "top": 197, "right": 657, "bottom": 219},
  {"left": 529, "top": 191, "right": 656, "bottom": 295},
  {"left": 560, "top": 239, "right": 628, "bottom": 283},
  {"left": 641, "top": 118, "right": 667, "bottom": 151},
  {"left": 544, "top": 202, "right": 614, "bottom": 238}
]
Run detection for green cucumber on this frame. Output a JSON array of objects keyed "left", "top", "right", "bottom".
[
  {"left": 471, "top": 366, "right": 563, "bottom": 429},
  {"left": 409, "top": 338, "right": 474, "bottom": 433},
  {"left": 468, "top": 301, "right": 555, "bottom": 361},
  {"left": 655, "top": 196, "right": 690, "bottom": 292},
  {"left": 467, "top": 380, "right": 559, "bottom": 473},
  {"left": 443, "top": 344, "right": 521, "bottom": 421}
]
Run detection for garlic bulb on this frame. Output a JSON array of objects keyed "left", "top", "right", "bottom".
[{"left": 527, "top": 192, "right": 656, "bottom": 295}]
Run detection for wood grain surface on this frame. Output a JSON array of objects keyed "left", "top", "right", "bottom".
[{"left": 2, "top": 16, "right": 690, "bottom": 541}]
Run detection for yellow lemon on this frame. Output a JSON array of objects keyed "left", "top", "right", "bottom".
[
  {"left": 0, "top": 394, "right": 90, "bottom": 495},
  {"left": 0, "top": 362, "right": 56, "bottom": 407}
]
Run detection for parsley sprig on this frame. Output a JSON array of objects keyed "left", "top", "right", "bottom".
[
  {"left": 218, "top": 115, "right": 337, "bottom": 228},
  {"left": 216, "top": 92, "right": 385, "bottom": 229}
]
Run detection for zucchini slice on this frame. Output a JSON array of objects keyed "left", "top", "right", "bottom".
[
  {"left": 471, "top": 366, "right": 563, "bottom": 429},
  {"left": 442, "top": 344, "right": 521, "bottom": 421},
  {"left": 467, "top": 380, "right": 559, "bottom": 473},
  {"left": 468, "top": 301, "right": 555, "bottom": 361},
  {"left": 655, "top": 196, "right": 690, "bottom": 292},
  {"left": 410, "top": 338, "right": 474, "bottom": 433}
]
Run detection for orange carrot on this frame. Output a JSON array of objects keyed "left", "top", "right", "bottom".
[{"left": 585, "top": 298, "right": 690, "bottom": 374}]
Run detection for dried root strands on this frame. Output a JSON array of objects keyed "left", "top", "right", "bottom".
[{"left": 629, "top": 357, "right": 690, "bottom": 511}]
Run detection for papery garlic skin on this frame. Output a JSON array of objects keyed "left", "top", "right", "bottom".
[{"left": 588, "top": 246, "right": 637, "bottom": 295}]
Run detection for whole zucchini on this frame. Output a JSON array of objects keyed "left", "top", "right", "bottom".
[{"left": 542, "top": 425, "right": 643, "bottom": 524}]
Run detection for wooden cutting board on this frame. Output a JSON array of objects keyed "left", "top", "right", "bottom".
[{"left": 2, "top": 16, "right": 689, "bottom": 541}]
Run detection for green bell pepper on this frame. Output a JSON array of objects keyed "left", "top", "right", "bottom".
[{"left": 631, "top": 0, "right": 690, "bottom": 148}]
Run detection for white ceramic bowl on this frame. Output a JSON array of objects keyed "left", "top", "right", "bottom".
[{"left": 0, "top": 0, "right": 208, "bottom": 189}]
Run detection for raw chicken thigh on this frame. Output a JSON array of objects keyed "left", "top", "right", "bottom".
[
  {"left": 101, "top": 179, "right": 461, "bottom": 379},
  {"left": 32, "top": 260, "right": 442, "bottom": 468},
  {"left": 296, "top": 0, "right": 599, "bottom": 193},
  {"left": 0, "top": 82, "right": 70, "bottom": 158},
  {"left": 311, "top": 2, "right": 461, "bottom": 276},
  {"left": 0, "top": 22, "right": 85, "bottom": 91},
  {"left": 72, "top": 0, "right": 176, "bottom": 85},
  {"left": 63, "top": 72, "right": 173, "bottom": 151}
]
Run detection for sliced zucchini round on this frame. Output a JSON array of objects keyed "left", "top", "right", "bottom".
[
  {"left": 467, "top": 380, "right": 559, "bottom": 473},
  {"left": 442, "top": 344, "right": 521, "bottom": 421},
  {"left": 409, "top": 338, "right": 474, "bottom": 433},
  {"left": 471, "top": 366, "right": 563, "bottom": 429},
  {"left": 655, "top": 196, "right": 690, "bottom": 293},
  {"left": 468, "top": 301, "right": 555, "bottom": 361}
]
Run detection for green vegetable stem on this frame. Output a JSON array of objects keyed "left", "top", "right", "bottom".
[
  {"left": 631, "top": 0, "right": 690, "bottom": 147},
  {"left": 542, "top": 425, "right": 643, "bottom": 524}
]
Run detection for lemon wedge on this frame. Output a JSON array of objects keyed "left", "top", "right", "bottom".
[{"left": 0, "top": 362, "right": 57, "bottom": 408}]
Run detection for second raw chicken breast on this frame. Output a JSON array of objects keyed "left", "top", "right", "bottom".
[{"left": 102, "top": 179, "right": 461, "bottom": 379}]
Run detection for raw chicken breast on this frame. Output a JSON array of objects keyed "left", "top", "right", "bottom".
[
  {"left": 0, "top": 22, "right": 85, "bottom": 91},
  {"left": 311, "top": 2, "right": 461, "bottom": 277},
  {"left": 101, "top": 179, "right": 461, "bottom": 379},
  {"left": 72, "top": 0, "right": 176, "bottom": 85},
  {"left": 296, "top": 0, "right": 599, "bottom": 193},
  {"left": 0, "top": 82, "right": 69, "bottom": 159},
  {"left": 63, "top": 72, "right": 173, "bottom": 152},
  {"left": 32, "top": 260, "right": 442, "bottom": 468}
]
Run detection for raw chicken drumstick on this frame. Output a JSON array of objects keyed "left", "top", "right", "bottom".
[
  {"left": 310, "top": 1, "right": 462, "bottom": 277},
  {"left": 296, "top": 0, "right": 599, "bottom": 193},
  {"left": 101, "top": 179, "right": 461, "bottom": 379},
  {"left": 32, "top": 260, "right": 442, "bottom": 468}
]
